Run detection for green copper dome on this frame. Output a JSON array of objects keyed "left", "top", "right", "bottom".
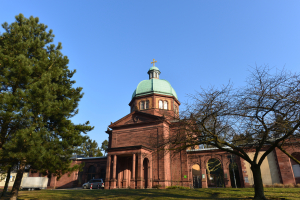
[
  {"left": 148, "top": 66, "right": 159, "bottom": 71},
  {"left": 132, "top": 78, "right": 178, "bottom": 100}
]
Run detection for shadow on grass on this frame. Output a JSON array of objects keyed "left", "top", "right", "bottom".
[
  {"left": 4, "top": 188, "right": 299, "bottom": 200},
  {"left": 124, "top": 189, "right": 251, "bottom": 199},
  {"left": 18, "top": 189, "right": 252, "bottom": 200}
]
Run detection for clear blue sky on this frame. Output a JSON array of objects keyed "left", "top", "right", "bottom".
[{"left": 1, "top": 1, "right": 300, "bottom": 149}]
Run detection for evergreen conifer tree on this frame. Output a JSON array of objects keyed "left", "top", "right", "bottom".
[
  {"left": 101, "top": 139, "right": 108, "bottom": 155},
  {"left": 0, "top": 14, "right": 93, "bottom": 199},
  {"left": 79, "top": 138, "right": 103, "bottom": 157}
]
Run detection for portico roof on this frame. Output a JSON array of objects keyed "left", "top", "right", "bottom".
[{"left": 108, "top": 110, "right": 168, "bottom": 129}]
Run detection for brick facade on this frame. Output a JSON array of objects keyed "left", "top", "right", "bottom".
[{"left": 27, "top": 73, "right": 300, "bottom": 189}]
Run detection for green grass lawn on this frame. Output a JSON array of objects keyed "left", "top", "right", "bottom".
[{"left": 1, "top": 188, "right": 300, "bottom": 200}]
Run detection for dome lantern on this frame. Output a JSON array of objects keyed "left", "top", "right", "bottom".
[{"left": 148, "top": 59, "right": 161, "bottom": 79}]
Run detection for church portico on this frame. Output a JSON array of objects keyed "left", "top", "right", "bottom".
[{"left": 104, "top": 146, "right": 153, "bottom": 189}]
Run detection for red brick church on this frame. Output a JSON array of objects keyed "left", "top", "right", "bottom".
[{"left": 28, "top": 61, "right": 300, "bottom": 189}]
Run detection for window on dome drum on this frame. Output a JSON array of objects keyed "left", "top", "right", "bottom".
[
  {"left": 145, "top": 100, "right": 149, "bottom": 109},
  {"left": 140, "top": 100, "right": 149, "bottom": 110},
  {"left": 150, "top": 73, "right": 152, "bottom": 79},
  {"left": 159, "top": 100, "right": 163, "bottom": 109},
  {"left": 164, "top": 101, "right": 168, "bottom": 110},
  {"left": 140, "top": 101, "right": 144, "bottom": 110}
]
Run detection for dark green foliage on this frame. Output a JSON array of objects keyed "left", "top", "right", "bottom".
[
  {"left": 101, "top": 139, "right": 108, "bottom": 155},
  {"left": 79, "top": 138, "right": 103, "bottom": 157},
  {"left": 0, "top": 14, "right": 93, "bottom": 197},
  {"left": 166, "top": 185, "right": 190, "bottom": 189},
  {"left": 152, "top": 184, "right": 162, "bottom": 189}
]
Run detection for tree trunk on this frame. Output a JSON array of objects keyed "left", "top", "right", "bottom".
[
  {"left": 1, "top": 166, "right": 12, "bottom": 198},
  {"left": 250, "top": 164, "right": 266, "bottom": 200},
  {"left": 10, "top": 162, "right": 25, "bottom": 200}
]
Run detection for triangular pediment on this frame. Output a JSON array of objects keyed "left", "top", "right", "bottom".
[{"left": 109, "top": 111, "right": 164, "bottom": 128}]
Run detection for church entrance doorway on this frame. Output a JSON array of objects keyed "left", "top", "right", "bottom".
[
  {"left": 207, "top": 158, "right": 224, "bottom": 188},
  {"left": 143, "top": 158, "right": 149, "bottom": 189},
  {"left": 116, "top": 155, "right": 132, "bottom": 188},
  {"left": 192, "top": 164, "right": 201, "bottom": 188}
]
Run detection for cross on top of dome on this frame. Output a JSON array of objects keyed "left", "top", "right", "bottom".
[{"left": 151, "top": 59, "right": 157, "bottom": 67}]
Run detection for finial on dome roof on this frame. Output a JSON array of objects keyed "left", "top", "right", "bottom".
[{"left": 151, "top": 59, "right": 157, "bottom": 67}]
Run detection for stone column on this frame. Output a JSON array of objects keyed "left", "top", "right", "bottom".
[
  {"left": 201, "top": 168, "right": 208, "bottom": 188},
  {"left": 123, "top": 162, "right": 128, "bottom": 188},
  {"left": 117, "top": 167, "right": 121, "bottom": 189},
  {"left": 223, "top": 168, "right": 231, "bottom": 188},
  {"left": 131, "top": 154, "right": 136, "bottom": 189},
  {"left": 200, "top": 157, "right": 208, "bottom": 188},
  {"left": 110, "top": 155, "right": 117, "bottom": 189},
  {"left": 147, "top": 158, "right": 152, "bottom": 188},
  {"left": 137, "top": 153, "right": 144, "bottom": 189},
  {"left": 104, "top": 155, "right": 111, "bottom": 189},
  {"left": 222, "top": 157, "right": 231, "bottom": 188}
]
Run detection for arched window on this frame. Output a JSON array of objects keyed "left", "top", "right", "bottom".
[
  {"left": 156, "top": 72, "right": 159, "bottom": 79},
  {"left": 145, "top": 100, "right": 149, "bottom": 109},
  {"left": 140, "top": 101, "right": 145, "bottom": 110},
  {"left": 159, "top": 100, "right": 163, "bottom": 109},
  {"left": 164, "top": 101, "right": 168, "bottom": 110},
  {"left": 150, "top": 73, "right": 152, "bottom": 79},
  {"left": 153, "top": 72, "right": 156, "bottom": 78}
]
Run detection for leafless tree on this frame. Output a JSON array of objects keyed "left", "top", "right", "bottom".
[{"left": 164, "top": 66, "right": 300, "bottom": 199}]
